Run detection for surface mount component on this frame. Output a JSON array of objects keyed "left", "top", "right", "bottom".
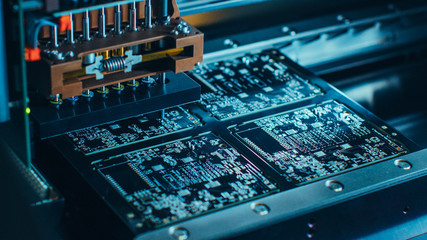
[
  {"left": 67, "top": 105, "right": 201, "bottom": 155},
  {"left": 190, "top": 49, "right": 322, "bottom": 120},
  {"left": 94, "top": 132, "right": 277, "bottom": 230},
  {"left": 231, "top": 101, "right": 408, "bottom": 184}
]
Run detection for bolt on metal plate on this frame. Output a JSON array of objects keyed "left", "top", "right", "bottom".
[
  {"left": 394, "top": 159, "right": 412, "bottom": 170},
  {"left": 325, "top": 180, "right": 344, "bottom": 192},
  {"left": 169, "top": 227, "right": 190, "bottom": 240},
  {"left": 251, "top": 203, "right": 270, "bottom": 216}
]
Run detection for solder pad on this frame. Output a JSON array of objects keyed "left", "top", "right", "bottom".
[
  {"left": 231, "top": 101, "right": 408, "bottom": 184},
  {"left": 95, "top": 133, "right": 277, "bottom": 228},
  {"left": 190, "top": 49, "right": 322, "bottom": 120},
  {"left": 66, "top": 106, "right": 201, "bottom": 155}
]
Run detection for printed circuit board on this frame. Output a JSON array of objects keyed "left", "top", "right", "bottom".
[
  {"left": 95, "top": 133, "right": 277, "bottom": 228},
  {"left": 67, "top": 106, "right": 201, "bottom": 154},
  {"left": 190, "top": 49, "right": 322, "bottom": 119},
  {"left": 231, "top": 101, "right": 407, "bottom": 184}
]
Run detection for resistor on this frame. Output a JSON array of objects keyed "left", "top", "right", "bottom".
[{"left": 129, "top": 1, "right": 138, "bottom": 32}]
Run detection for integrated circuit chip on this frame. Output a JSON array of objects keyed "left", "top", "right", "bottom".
[
  {"left": 231, "top": 101, "right": 408, "bottom": 184},
  {"left": 95, "top": 133, "right": 277, "bottom": 229},
  {"left": 67, "top": 106, "right": 201, "bottom": 154},
  {"left": 190, "top": 49, "right": 322, "bottom": 119}
]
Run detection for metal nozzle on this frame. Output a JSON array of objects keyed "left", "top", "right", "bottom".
[
  {"left": 114, "top": 4, "right": 122, "bottom": 34},
  {"left": 51, "top": 25, "right": 59, "bottom": 47},
  {"left": 130, "top": 2, "right": 137, "bottom": 31},
  {"left": 98, "top": 8, "right": 107, "bottom": 38},
  {"left": 67, "top": 13, "right": 75, "bottom": 44},
  {"left": 145, "top": 0, "right": 152, "bottom": 28},
  {"left": 158, "top": 0, "right": 170, "bottom": 25},
  {"left": 83, "top": 10, "right": 91, "bottom": 41}
]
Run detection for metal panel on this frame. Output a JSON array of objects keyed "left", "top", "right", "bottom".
[
  {"left": 45, "top": 48, "right": 423, "bottom": 238},
  {"left": 136, "top": 149, "right": 427, "bottom": 239},
  {"left": 0, "top": 0, "right": 10, "bottom": 123},
  {"left": 178, "top": 0, "right": 269, "bottom": 16},
  {"left": 0, "top": 0, "right": 32, "bottom": 166}
]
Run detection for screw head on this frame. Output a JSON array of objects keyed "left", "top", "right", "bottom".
[
  {"left": 325, "top": 180, "right": 344, "bottom": 192},
  {"left": 251, "top": 203, "right": 270, "bottom": 216},
  {"left": 169, "top": 227, "right": 190, "bottom": 240},
  {"left": 394, "top": 159, "right": 412, "bottom": 170}
]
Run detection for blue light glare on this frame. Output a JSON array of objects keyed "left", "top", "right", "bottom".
[{"left": 281, "top": 23, "right": 385, "bottom": 67}]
